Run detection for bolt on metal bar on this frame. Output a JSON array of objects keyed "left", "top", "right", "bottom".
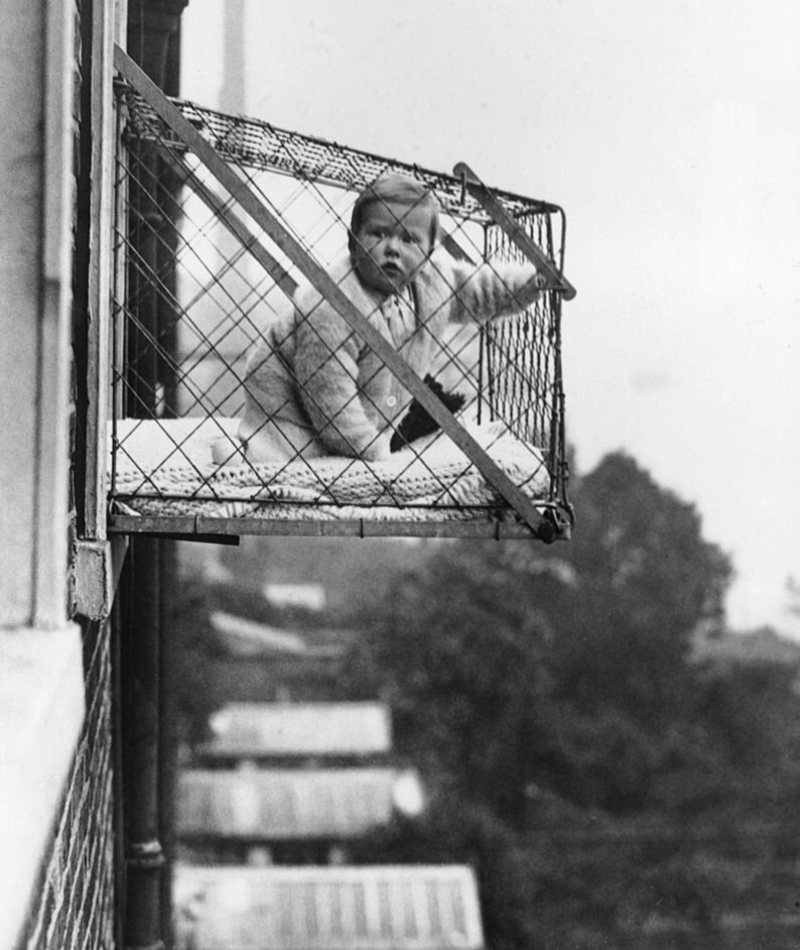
[{"left": 454, "top": 161, "right": 576, "bottom": 301}]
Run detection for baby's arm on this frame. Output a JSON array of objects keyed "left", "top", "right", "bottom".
[
  {"left": 294, "top": 305, "right": 390, "bottom": 461},
  {"left": 443, "top": 258, "right": 545, "bottom": 325}
]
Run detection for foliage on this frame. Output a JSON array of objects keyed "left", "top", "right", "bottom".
[
  {"left": 171, "top": 450, "right": 800, "bottom": 949},
  {"left": 342, "top": 452, "right": 738, "bottom": 817},
  {"left": 336, "top": 451, "right": 800, "bottom": 947},
  {"left": 549, "top": 452, "right": 732, "bottom": 725},
  {"left": 349, "top": 793, "right": 543, "bottom": 950}
]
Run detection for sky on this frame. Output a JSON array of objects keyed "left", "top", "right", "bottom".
[{"left": 181, "top": 0, "right": 800, "bottom": 637}]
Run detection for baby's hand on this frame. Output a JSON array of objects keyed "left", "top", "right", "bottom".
[{"left": 212, "top": 436, "right": 247, "bottom": 466}]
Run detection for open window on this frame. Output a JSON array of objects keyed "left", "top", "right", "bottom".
[{"left": 106, "top": 48, "right": 574, "bottom": 543}]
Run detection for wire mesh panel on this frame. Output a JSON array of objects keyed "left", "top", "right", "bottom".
[
  {"left": 22, "top": 623, "right": 116, "bottom": 950},
  {"left": 108, "top": 68, "right": 572, "bottom": 541}
]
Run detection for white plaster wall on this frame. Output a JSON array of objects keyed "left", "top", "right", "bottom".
[
  {"left": 0, "top": 1, "right": 46, "bottom": 625},
  {"left": 0, "top": 1, "right": 87, "bottom": 946},
  {"left": 0, "top": 0, "right": 76, "bottom": 628}
]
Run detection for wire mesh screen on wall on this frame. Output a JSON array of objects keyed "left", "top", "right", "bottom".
[
  {"left": 21, "top": 622, "right": 116, "bottom": 950},
  {"left": 108, "top": 75, "right": 572, "bottom": 540}
]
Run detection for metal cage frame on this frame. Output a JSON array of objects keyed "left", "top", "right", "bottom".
[{"left": 103, "top": 47, "right": 573, "bottom": 543}]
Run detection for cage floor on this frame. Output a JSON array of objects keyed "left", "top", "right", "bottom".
[{"left": 107, "top": 417, "right": 552, "bottom": 540}]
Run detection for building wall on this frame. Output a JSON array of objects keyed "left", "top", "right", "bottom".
[
  {"left": 0, "top": 0, "right": 119, "bottom": 946},
  {"left": 0, "top": 0, "right": 70, "bottom": 626},
  {"left": 19, "top": 621, "right": 117, "bottom": 950}
]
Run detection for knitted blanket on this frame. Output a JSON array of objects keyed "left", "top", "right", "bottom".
[{"left": 110, "top": 417, "right": 550, "bottom": 523}]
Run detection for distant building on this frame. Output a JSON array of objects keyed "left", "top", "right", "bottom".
[
  {"left": 173, "top": 864, "right": 485, "bottom": 950},
  {"left": 264, "top": 583, "right": 327, "bottom": 612},
  {"left": 195, "top": 702, "right": 393, "bottom": 768},
  {"left": 692, "top": 626, "right": 800, "bottom": 668},
  {"left": 200, "top": 614, "right": 356, "bottom": 704},
  {"left": 691, "top": 625, "right": 800, "bottom": 698},
  {"left": 177, "top": 767, "right": 424, "bottom": 865},
  {"left": 211, "top": 611, "right": 344, "bottom": 659}
]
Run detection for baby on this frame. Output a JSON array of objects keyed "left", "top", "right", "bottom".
[{"left": 236, "top": 173, "right": 545, "bottom": 464}]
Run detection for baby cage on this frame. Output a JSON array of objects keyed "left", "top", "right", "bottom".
[{"left": 107, "top": 48, "right": 574, "bottom": 542}]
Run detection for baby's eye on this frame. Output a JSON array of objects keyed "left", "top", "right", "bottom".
[{"left": 403, "top": 233, "right": 421, "bottom": 244}]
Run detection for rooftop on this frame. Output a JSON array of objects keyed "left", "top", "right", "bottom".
[
  {"left": 200, "top": 702, "right": 392, "bottom": 759},
  {"left": 174, "top": 863, "right": 484, "bottom": 950},
  {"left": 177, "top": 767, "right": 422, "bottom": 840}
]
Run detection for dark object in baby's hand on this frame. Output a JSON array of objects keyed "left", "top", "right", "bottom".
[{"left": 390, "top": 375, "right": 466, "bottom": 452}]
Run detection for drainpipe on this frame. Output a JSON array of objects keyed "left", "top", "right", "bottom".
[
  {"left": 121, "top": 537, "right": 164, "bottom": 950},
  {"left": 120, "top": 3, "right": 188, "bottom": 949}
]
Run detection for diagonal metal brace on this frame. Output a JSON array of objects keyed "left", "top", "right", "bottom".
[
  {"left": 157, "top": 148, "right": 299, "bottom": 300},
  {"left": 114, "top": 46, "right": 555, "bottom": 539},
  {"left": 453, "top": 162, "right": 576, "bottom": 301}
]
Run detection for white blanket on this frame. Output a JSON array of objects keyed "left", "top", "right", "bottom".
[{"left": 110, "top": 417, "right": 549, "bottom": 522}]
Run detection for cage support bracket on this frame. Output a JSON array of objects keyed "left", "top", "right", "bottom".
[
  {"left": 72, "top": 537, "right": 129, "bottom": 620},
  {"left": 113, "top": 45, "right": 557, "bottom": 540}
]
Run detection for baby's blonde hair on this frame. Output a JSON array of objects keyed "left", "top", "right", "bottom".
[{"left": 349, "top": 173, "right": 440, "bottom": 255}]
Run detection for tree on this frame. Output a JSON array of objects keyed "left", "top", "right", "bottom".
[
  {"left": 341, "top": 541, "right": 559, "bottom": 826},
  {"left": 348, "top": 793, "right": 545, "bottom": 950},
  {"left": 335, "top": 452, "right": 800, "bottom": 948},
  {"left": 342, "top": 451, "right": 735, "bottom": 818},
  {"left": 549, "top": 452, "right": 733, "bottom": 727}
]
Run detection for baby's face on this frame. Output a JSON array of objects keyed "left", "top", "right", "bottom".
[{"left": 351, "top": 201, "right": 433, "bottom": 295}]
